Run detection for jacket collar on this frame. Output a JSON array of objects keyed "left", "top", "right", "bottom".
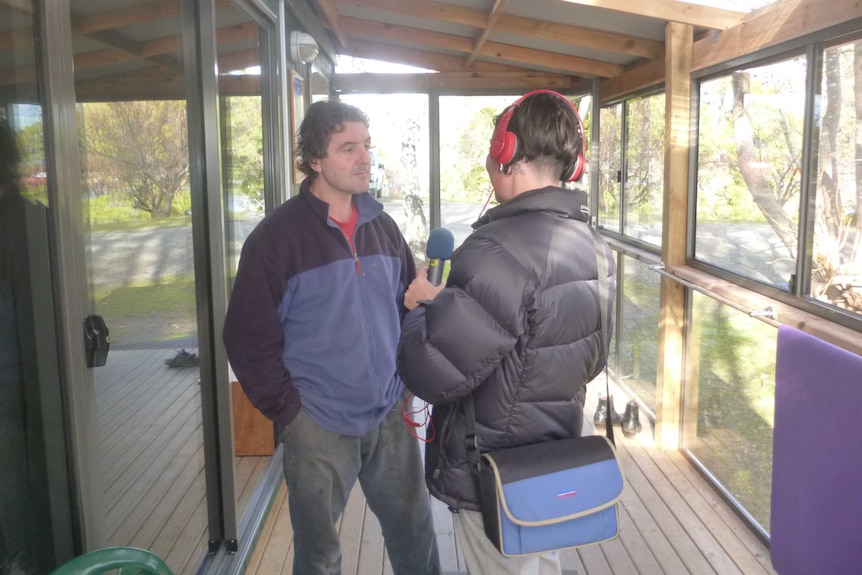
[
  {"left": 299, "top": 177, "right": 383, "bottom": 226},
  {"left": 473, "top": 186, "right": 590, "bottom": 230}
]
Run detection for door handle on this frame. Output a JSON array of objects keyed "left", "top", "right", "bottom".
[{"left": 83, "top": 314, "right": 110, "bottom": 367}]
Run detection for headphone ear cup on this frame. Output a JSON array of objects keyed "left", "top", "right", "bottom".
[
  {"left": 494, "top": 132, "right": 518, "bottom": 166},
  {"left": 489, "top": 109, "right": 518, "bottom": 166},
  {"left": 566, "top": 152, "right": 586, "bottom": 182}
]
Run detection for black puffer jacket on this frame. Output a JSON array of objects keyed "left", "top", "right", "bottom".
[{"left": 398, "top": 186, "right": 616, "bottom": 511}]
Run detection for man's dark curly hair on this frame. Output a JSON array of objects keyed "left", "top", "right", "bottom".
[
  {"left": 495, "top": 92, "right": 584, "bottom": 181},
  {"left": 295, "top": 99, "right": 369, "bottom": 180}
]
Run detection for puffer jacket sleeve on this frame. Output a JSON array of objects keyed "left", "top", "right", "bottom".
[{"left": 398, "top": 234, "right": 529, "bottom": 405}]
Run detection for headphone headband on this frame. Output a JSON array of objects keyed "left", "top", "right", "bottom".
[{"left": 488, "top": 89, "right": 587, "bottom": 182}]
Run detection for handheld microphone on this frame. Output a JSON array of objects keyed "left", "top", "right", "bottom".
[{"left": 425, "top": 227, "right": 455, "bottom": 286}]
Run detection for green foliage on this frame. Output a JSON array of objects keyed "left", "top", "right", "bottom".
[
  {"left": 80, "top": 100, "right": 190, "bottom": 219},
  {"left": 618, "top": 269, "right": 776, "bottom": 529},
  {"left": 171, "top": 188, "right": 192, "bottom": 217},
  {"left": 85, "top": 194, "right": 150, "bottom": 225},
  {"left": 689, "top": 294, "right": 776, "bottom": 527},
  {"left": 439, "top": 97, "right": 512, "bottom": 203},
  {"left": 222, "top": 96, "right": 264, "bottom": 201},
  {"left": 94, "top": 273, "right": 196, "bottom": 345},
  {"left": 696, "top": 64, "right": 805, "bottom": 227},
  {"left": 21, "top": 185, "right": 48, "bottom": 206},
  {"left": 16, "top": 121, "right": 45, "bottom": 171},
  {"left": 446, "top": 106, "right": 497, "bottom": 202},
  {"left": 598, "top": 104, "right": 622, "bottom": 222},
  {"left": 624, "top": 95, "right": 665, "bottom": 219}
]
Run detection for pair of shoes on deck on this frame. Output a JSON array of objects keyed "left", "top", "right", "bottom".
[
  {"left": 165, "top": 349, "right": 199, "bottom": 368},
  {"left": 594, "top": 393, "right": 642, "bottom": 437}
]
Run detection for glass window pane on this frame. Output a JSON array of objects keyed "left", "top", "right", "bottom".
[
  {"left": 341, "top": 94, "right": 430, "bottom": 263},
  {"left": 73, "top": 1, "right": 209, "bottom": 570},
  {"left": 683, "top": 292, "right": 776, "bottom": 533},
  {"left": 599, "top": 104, "right": 622, "bottom": 232},
  {"left": 695, "top": 58, "right": 806, "bottom": 288},
  {"left": 616, "top": 255, "right": 660, "bottom": 410},
  {"left": 216, "top": 3, "right": 271, "bottom": 524},
  {"left": 623, "top": 95, "right": 664, "bottom": 245},
  {"left": 809, "top": 40, "right": 862, "bottom": 317},
  {"left": 1, "top": 2, "right": 71, "bottom": 572},
  {"left": 439, "top": 95, "right": 515, "bottom": 250}
]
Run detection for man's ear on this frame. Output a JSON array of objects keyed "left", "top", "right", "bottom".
[{"left": 309, "top": 157, "right": 322, "bottom": 173}]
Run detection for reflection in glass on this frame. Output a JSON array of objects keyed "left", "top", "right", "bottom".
[
  {"left": 0, "top": 115, "right": 57, "bottom": 575},
  {"left": 810, "top": 40, "right": 862, "bottom": 317},
  {"left": 1, "top": 3, "right": 68, "bottom": 572},
  {"left": 616, "top": 255, "right": 660, "bottom": 410},
  {"left": 683, "top": 291, "right": 776, "bottom": 533},
  {"left": 623, "top": 95, "right": 664, "bottom": 245},
  {"left": 599, "top": 104, "right": 622, "bottom": 233},
  {"left": 695, "top": 58, "right": 805, "bottom": 287}
]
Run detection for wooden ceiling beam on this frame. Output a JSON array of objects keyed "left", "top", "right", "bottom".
[
  {"left": 556, "top": 0, "right": 745, "bottom": 30},
  {"left": 0, "top": 0, "right": 31, "bottom": 14},
  {"left": 465, "top": 0, "right": 508, "bottom": 66},
  {"left": 71, "top": 0, "right": 180, "bottom": 35},
  {"left": 71, "top": 0, "right": 231, "bottom": 35},
  {"left": 58, "top": 20, "right": 258, "bottom": 79},
  {"left": 337, "top": 0, "right": 663, "bottom": 59},
  {"left": 346, "top": 38, "right": 526, "bottom": 73},
  {"left": 333, "top": 71, "right": 587, "bottom": 93},
  {"left": 338, "top": 16, "right": 624, "bottom": 77},
  {"left": 600, "top": 0, "right": 862, "bottom": 103},
  {"left": 692, "top": 0, "right": 862, "bottom": 72},
  {"left": 312, "top": 0, "right": 351, "bottom": 50}
]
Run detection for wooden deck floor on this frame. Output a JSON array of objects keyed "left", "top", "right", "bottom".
[
  {"left": 96, "top": 348, "right": 269, "bottom": 575},
  {"left": 96, "top": 350, "right": 776, "bottom": 575},
  {"left": 245, "top": 391, "right": 777, "bottom": 575}
]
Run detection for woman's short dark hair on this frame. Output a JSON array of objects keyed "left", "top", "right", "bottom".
[
  {"left": 498, "top": 92, "right": 583, "bottom": 180},
  {"left": 295, "top": 99, "right": 369, "bottom": 180}
]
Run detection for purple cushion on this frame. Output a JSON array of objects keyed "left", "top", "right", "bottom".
[{"left": 771, "top": 325, "right": 862, "bottom": 574}]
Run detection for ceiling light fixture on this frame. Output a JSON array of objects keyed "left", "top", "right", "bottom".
[{"left": 290, "top": 31, "right": 319, "bottom": 65}]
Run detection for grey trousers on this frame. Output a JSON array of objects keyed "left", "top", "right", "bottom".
[
  {"left": 281, "top": 396, "right": 441, "bottom": 575},
  {"left": 453, "top": 509, "right": 561, "bottom": 575}
]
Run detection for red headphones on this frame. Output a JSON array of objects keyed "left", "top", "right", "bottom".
[{"left": 488, "top": 89, "right": 587, "bottom": 182}]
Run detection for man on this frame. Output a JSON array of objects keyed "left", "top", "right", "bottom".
[
  {"left": 223, "top": 100, "right": 440, "bottom": 575},
  {"left": 397, "top": 90, "right": 616, "bottom": 575}
]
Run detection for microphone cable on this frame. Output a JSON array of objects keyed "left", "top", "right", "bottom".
[
  {"left": 402, "top": 392, "right": 436, "bottom": 443},
  {"left": 476, "top": 170, "right": 502, "bottom": 221}
]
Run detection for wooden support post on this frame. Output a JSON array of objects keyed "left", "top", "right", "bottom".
[{"left": 655, "top": 21, "right": 692, "bottom": 449}]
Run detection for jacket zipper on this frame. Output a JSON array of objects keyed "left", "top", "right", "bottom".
[{"left": 348, "top": 227, "right": 383, "bottom": 411}]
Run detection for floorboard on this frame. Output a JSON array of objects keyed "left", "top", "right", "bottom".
[
  {"left": 97, "top": 349, "right": 268, "bottom": 575},
  {"left": 98, "top": 350, "right": 777, "bottom": 575},
  {"left": 246, "top": 385, "right": 777, "bottom": 575}
]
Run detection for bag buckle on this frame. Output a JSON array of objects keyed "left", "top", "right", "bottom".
[{"left": 464, "top": 433, "right": 481, "bottom": 471}]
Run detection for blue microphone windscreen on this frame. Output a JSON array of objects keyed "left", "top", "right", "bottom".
[{"left": 426, "top": 227, "right": 455, "bottom": 260}]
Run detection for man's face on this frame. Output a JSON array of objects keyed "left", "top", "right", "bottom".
[{"left": 310, "top": 121, "right": 372, "bottom": 198}]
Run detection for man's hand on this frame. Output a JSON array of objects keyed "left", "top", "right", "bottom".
[{"left": 404, "top": 267, "right": 446, "bottom": 310}]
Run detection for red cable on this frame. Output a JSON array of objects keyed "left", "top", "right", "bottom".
[{"left": 402, "top": 392, "right": 436, "bottom": 442}]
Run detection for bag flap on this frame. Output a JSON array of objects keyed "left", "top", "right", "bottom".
[{"left": 482, "top": 436, "right": 625, "bottom": 526}]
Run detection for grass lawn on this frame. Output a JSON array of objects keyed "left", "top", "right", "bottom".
[{"left": 95, "top": 273, "right": 197, "bottom": 347}]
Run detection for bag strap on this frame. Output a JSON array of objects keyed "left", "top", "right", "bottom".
[
  {"left": 591, "top": 225, "right": 615, "bottom": 447},
  {"left": 464, "top": 222, "right": 614, "bottom": 477}
]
